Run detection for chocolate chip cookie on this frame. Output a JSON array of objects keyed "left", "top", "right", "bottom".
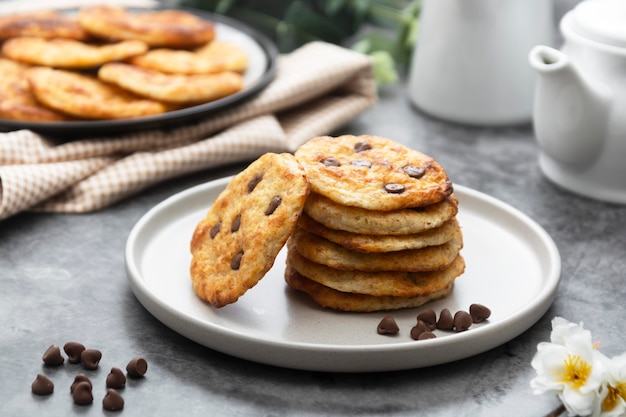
[
  {"left": 190, "top": 153, "right": 309, "bottom": 307},
  {"left": 294, "top": 135, "right": 453, "bottom": 211}
]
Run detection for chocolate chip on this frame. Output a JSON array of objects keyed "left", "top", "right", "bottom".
[
  {"left": 384, "top": 183, "right": 405, "bottom": 194},
  {"left": 126, "top": 357, "right": 148, "bottom": 378},
  {"left": 230, "top": 251, "right": 243, "bottom": 270},
  {"left": 436, "top": 308, "right": 454, "bottom": 330},
  {"left": 63, "top": 342, "right": 85, "bottom": 364},
  {"left": 416, "top": 309, "right": 437, "bottom": 331},
  {"left": 403, "top": 165, "right": 426, "bottom": 179},
  {"left": 453, "top": 311, "right": 473, "bottom": 332},
  {"left": 417, "top": 331, "right": 437, "bottom": 340},
  {"left": 106, "top": 367, "right": 126, "bottom": 389},
  {"left": 231, "top": 214, "right": 241, "bottom": 232},
  {"left": 80, "top": 349, "right": 102, "bottom": 370},
  {"left": 210, "top": 222, "right": 221, "bottom": 239},
  {"left": 376, "top": 315, "right": 399, "bottom": 335},
  {"left": 265, "top": 196, "right": 282, "bottom": 215},
  {"left": 350, "top": 160, "right": 372, "bottom": 168},
  {"left": 42, "top": 344, "right": 64, "bottom": 366},
  {"left": 410, "top": 320, "right": 432, "bottom": 340},
  {"left": 70, "top": 374, "right": 92, "bottom": 393},
  {"left": 103, "top": 389, "right": 124, "bottom": 411},
  {"left": 354, "top": 141, "right": 372, "bottom": 152},
  {"left": 321, "top": 157, "right": 340, "bottom": 167},
  {"left": 31, "top": 374, "right": 54, "bottom": 395},
  {"left": 247, "top": 173, "right": 263, "bottom": 193},
  {"left": 469, "top": 303, "right": 491, "bottom": 323},
  {"left": 72, "top": 381, "right": 93, "bottom": 405}
]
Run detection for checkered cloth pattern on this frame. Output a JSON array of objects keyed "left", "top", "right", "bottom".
[{"left": 0, "top": 16, "right": 376, "bottom": 221}]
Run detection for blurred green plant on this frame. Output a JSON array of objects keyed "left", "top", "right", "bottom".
[{"left": 180, "top": 0, "right": 421, "bottom": 85}]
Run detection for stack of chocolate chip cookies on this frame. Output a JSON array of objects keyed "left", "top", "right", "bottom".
[{"left": 286, "top": 135, "right": 465, "bottom": 312}]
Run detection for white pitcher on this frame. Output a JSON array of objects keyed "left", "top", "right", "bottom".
[{"left": 408, "top": 0, "right": 554, "bottom": 126}]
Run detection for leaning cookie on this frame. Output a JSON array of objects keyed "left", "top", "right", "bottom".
[{"left": 190, "top": 153, "right": 309, "bottom": 308}]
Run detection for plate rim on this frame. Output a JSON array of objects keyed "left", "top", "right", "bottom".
[
  {"left": 0, "top": 6, "right": 279, "bottom": 137},
  {"left": 125, "top": 178, "right": 562, "bottom": 372}
]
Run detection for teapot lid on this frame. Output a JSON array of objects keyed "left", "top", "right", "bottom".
[{"left": 571, "top": 0, "right": 626, "bottom": 48}]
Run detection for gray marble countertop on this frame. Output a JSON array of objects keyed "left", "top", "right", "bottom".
[{"left": 3, "top": 3, "right": 626, "bottom": 416}]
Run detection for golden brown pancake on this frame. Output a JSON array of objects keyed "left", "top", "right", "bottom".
[
  {"left": 98, "top": 63, "right": 244, "bottom": 104},
  {"left": 130, "top": 41, "right": 248, "bottom": 75},
  {"left": 27, "top": 67, "right": 169, "bottom": 119},
  {"left": 0, "top": 11, "right": 89, "bottom": 41},
  {"left": 2, "top": 37, "right": 148, "bottom": 69},
  {"left": 78, "top": 5, "right": 215, "bottom": 48},
  {"left": 0, "top": 58, "right": 68, "bottom": 122}
]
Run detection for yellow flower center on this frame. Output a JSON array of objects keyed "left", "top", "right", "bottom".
[
  {"left": 602, "top": 382, "right": 626, "bottom": 412},
  {"left": 556, "top": 354, "right": 592, "bottom": 389}
]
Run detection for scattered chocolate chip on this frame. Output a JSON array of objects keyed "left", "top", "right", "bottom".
[
  {"left": 63, "top": 342, "right": 85, "bottom": 364},
  {"left": 416, "top": 309, "right": 437, "bottom": 331},
  {"left": 403, "top": 165, "right": 426, "bottom": 179},
  {"left": 72, "top": 381, "right": 93, "bottom": 405},
  {"left": 453, "top": 311, "right": 473, "bottom": 332},
  {"left": 350, "top": 160, "right": 372, "bottom": 168},
  {"left": 42, "top": 344, "right": 64, "bottom": 366},
  {"left": 384, "top": 183, "right": 405, "bottom": 194},
  {"left": 436, "top": 308, "right": 454, "bottom": 330},
  {"left": 417, "top": 331, "right": 437, "bottom": 340},
  {"left": 126, "top": 357, "right": 148, "bottom": 378},
  {"left": 70, "top": 374, "right": 92, "bottom": 393},
  {"left": 230, "top": 214, "right": 241, "bottom": 232},
  {"left": 80, "top": 349, "right": 102, "bottom": 370},
  {"left": 31, "top": 374, "right": 54, "bottom": 395},
  {"left": 321, "top": 157, "right": 340, "bottom": 167},
  {"left": 103, "top": 389, "right": 124, "bottom": 411},
  {"left": 376, "top": 316, "right": 399, "bottom": 335},
  {"left": 247, "top": 173, "right": 263, "bottom": 193},
  {"left": 210, "top": 222, "right": 221, "bottom": 239},
  {"left": 106, "top": 367, "right": 126, "bottom": 389},
  {"left": 410, "top": 320, "right": 432, "bottom": 340},
  {"left": 230, "top": 251, "right": 243, "bottom": 270},
  {"left": 469, "top": 303, "right": 491, "bottom": 323},
  {"left": 265, "top": 196, "right": 282, "bottom": 215},
  {"left": 354, "top": 141, "right": 372, "bottom": 152}
]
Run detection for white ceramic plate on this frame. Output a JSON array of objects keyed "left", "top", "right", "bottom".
[{"left": 125, "top": 178, "right": 561, "bottom": 372}]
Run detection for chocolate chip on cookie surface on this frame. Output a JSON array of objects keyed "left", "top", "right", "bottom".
[
  {"left": 294, "top": 135, "right": 453, "bottom": 211},
  {"left": 190, "top": 153, "right": 309, "bottom": 307}
]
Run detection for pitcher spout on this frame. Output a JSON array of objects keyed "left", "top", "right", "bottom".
[{"left": 529, "top": 45, "right": 612, "bottom": 165}]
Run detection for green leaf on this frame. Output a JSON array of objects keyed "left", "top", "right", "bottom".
[{"left": 370, "top": 50, "right": 398, "bottom": 85}]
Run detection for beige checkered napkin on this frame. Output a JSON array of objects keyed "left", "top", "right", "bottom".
[{"left": 0, "top": 41, "right": 376, "bottom": 221}]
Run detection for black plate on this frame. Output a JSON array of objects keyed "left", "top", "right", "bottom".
[{"left": 0, "top": 7, "right": 278, "bottom": 138}]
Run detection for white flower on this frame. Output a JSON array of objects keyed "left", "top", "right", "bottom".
[
  {"left": 594, "top": 353, "right": 626, "bottom": 417},
  {"left": 531, "top": 317, "right": 607, "bottom": 416}
]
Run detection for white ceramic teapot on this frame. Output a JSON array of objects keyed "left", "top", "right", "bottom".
[{"left": 529, "top": 0, "right": 626, "bottom": 204}]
